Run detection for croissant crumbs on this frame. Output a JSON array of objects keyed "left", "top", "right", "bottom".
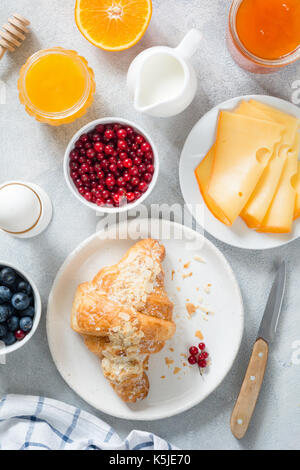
[{"left": 71, "top": 239, "right": 175, "bottom": 402}]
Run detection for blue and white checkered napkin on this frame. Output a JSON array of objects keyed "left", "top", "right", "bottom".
[{"left": 0, "top": 395, "right": 177, "bottom": 450}]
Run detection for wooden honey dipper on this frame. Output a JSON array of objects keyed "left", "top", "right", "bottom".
[{"left": 0, "top": 14, "right": 30, "bottom": 61}]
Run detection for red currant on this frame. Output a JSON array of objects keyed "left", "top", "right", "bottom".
[
  {"left": 84, "top": 191, "right": 93, "bottom": 201},
  {"left": 129, "top": 166, "right": 139, "bottom": 176},
  {"left": 102, "top": 190, "right": 110, "bottom": 200},
  {"left": 131, "top": 177, "right": 140, "bottom": 187},
  {"left": 126, "top": 192, "right": 135, "bottom": 202},
  {"left": 118, "top": 140, "right": 128, "bottom": 151},
  {"left": 106, "top": 176, "right": 115, "bottom": 188},
  {"left": 117, "top": 128, "right": 127, "bottom": 139},
  {"left": 123, "top": 158, "right": 133, "bottom": 169},
  {"left": 104, "top": 129, "right": 114, "bottom": 140},
  {"left": 86, "top": 149, "right": 96, "bottom": 159},
  {"left": 70, "top": 149, "right": 79, "bottom": 160},
  {"left": 92, "top": 133, "right": 101, "bottom": 142},
  {"left": 198, "top": 358, "right": 207, "bottom": 368},
  {"left": 144, "top": 172, "right": 153, "bottom": 183},
  {"left": 133, "top": 156, "right": 142, "bottom": 166},
  {"left": 146, "top": 164, "right": 154, "bottom": 174},
  {"left": 95, "top": 124, "right": 105, "bottom": 133},
  {"left": 141, "top": 142, "right": 151, "bottom": 153},
  {"left": 104, "top": 145, "right": 114, "bottom": 155},
  {"left": 96, "top": 198, "right": 105, "bottom": 206},
  {"left": 138, "top": 181, "right": 148, "bottom": 193},
  {"left": 94, "top": 142, "right": 104, "bottom": 153},
  {"left": 117, "top": 177, "right": 125, "bottom": 187},
  {"left": 189, "top": 346, "right": 198, "bottom": 356},
  {"left": 135, "top": 135, "right": 144, "bottom": 145},
  {"left": 188, "top": 355, "right": 197, "bottom": 365},
  {"left": 15, "top": 330, "right": 26, "bottom": 341},
  {"left": 81, "top": 163, "right": 90, "bottom": 173}
]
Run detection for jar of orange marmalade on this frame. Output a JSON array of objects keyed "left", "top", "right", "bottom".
[
  {"left": 18, "top": 47, "right": 95, "bottom": 125},
  {"left": 227, "top": 0, "right": 300, "bottom": 73}
]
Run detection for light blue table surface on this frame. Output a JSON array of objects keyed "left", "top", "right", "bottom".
[{"left": 0, "top": 0, "right": 299, "bottom": 450}]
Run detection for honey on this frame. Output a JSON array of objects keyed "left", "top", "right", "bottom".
[
  {"left": 228, "top": 0, "right": 300, "bottom": 72},
  {"left": 18, "top": 48, "right": 95, "bottom": 125},
  {"left": 236, "top": 0, "right": 300, "bottom": 60}
]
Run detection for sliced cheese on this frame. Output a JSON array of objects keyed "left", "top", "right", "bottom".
[
  {"left": 293, "top": 162, "right": 300, "bottom": 220},
  {"left": 236, "top": 101, "right": 299, "bottom": 228},
  {"left": 207, "top": 111, "right": 284, "bottom": 225},
  {"left": 258, "top": 134, "right": 300, "bottom": 233},
  {"left": 249, "top": 100, "right": 299, "bottom": 146},
  {"left": 240, "top": 145, "right": 285, "bottom": 228},
  {"left": 194, "top": 146, "right": 231, "bottom": 225}
]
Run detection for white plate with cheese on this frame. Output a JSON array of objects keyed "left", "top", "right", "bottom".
[
  {"left": 47, "top": 219, "right": 244, "bottom": 420},
  {"left": 179, "top": 95, "right": 300, "bottom": 250}
]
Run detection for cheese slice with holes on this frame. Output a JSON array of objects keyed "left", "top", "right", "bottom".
[
  {"left": 249, "top": 100, "right": 299, "bottom": 146},
  {"left": 258, "top": 134, "right": 299, "bottom": 233},
  {"left": 235, "top": 101, "right": 299, "bottom": 228},
  {"left": 194, "top": 146, "right": 231, "bottom": 225},
  {"left": 293, "top": 162, "right": 300, "bottom": 220},
  {"left": 206, "top": 111, "right": 284, "bottom": 225}
]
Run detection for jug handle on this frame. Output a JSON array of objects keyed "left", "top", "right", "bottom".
[{"left": 175, "top": 29, "right": 202, "bottom": 60}]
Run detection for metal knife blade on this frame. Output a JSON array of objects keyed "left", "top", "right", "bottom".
[{"left": 257, "top": 261, "right": 286, "bottom": 344}]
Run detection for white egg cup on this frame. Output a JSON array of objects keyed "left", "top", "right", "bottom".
[{"left": 0, "top": 181, "right": 53, "bottom": 239}]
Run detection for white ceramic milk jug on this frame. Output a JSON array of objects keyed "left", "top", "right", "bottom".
[
  {"left": 0, "top": 181, "right": 53, "bottom": 238},
  {"left": 127, "top": 29, "right": 202, "bottom": 118}
]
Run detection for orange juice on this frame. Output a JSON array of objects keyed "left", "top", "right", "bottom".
[
  {"left": 236, "top": 0, "right": 300, "bottom": 60},
  {"left": 18, "top": 48, "right": 95, "bottom": 125},
  {"left": 228, "top": 0, "right": 300, "bottom": 72}
]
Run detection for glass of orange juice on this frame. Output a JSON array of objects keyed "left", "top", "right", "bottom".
[
  {"left": 18, "top": 47, "right": 95, "bottom": 125},
  {"left": 227, "top": 0, "right": 300, "bottom": 73}
]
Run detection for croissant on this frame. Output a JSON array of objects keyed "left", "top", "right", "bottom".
[{"left": 71, "top": 239, "right": 175, "bottom": 402}]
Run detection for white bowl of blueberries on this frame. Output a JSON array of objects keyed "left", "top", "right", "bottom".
[{"left": 0, "top": 262, "right": 41, "bottom": 354}]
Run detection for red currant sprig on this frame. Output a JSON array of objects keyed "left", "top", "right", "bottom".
[{"left": 188, "top": 343, "right": 209, "bottom": 369}]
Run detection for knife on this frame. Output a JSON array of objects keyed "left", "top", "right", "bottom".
[{"left": 230, "top": 261, "right": 286, "bottom": 439}]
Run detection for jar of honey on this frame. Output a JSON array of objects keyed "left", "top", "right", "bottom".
[
  {"left": 227, "top": 0, "right": 300, "bottom": 73},
  {"left": 18, "top": 47, "right": 96, "bottom": 125}
]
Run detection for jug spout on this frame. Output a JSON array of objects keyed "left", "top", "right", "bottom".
[
  {"left": 134, "top": 83, "right": 168, "bottom": 116},
  {"left": 175, "top": 29, "right": 202, "bottom": 60},
  {"left": 133, "top": 51, "right": 187, "bottom": 117}
]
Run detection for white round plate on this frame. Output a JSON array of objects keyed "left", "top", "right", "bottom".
[
  {"left": 47, "top": 219, "right": 244, "bottom": 420},
  {"left": 179, "top": 95, "right": 300, "bottom": 250}
]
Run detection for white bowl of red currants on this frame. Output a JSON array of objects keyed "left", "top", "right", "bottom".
[
  {"left": 64, "top": 118, "right": 159, "bottom": 213},
  {"left": 0, "top": 262, "right": 42, "bottom": 355}
]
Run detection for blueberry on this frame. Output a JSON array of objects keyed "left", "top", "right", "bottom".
[
  {"left": 0, "top": 304, "right": 10, "bottom": 323},
  {"left": 0, "top": 267, "right": 16, "bottom": 287},
  {"left": 0, "top": 324, "right": 8, "bottom": 338},
  {"left": 19, "top": 306, "right": 35, "bottom": 318},
  {"left": 2, "top": 331, "right": 16, "bottom": 346},
  {"left": 6, "top": 304, "right": 15, "bottom": 318},
  {"left": 17, "top": 281, "right": 32, "bottom": 296},
  {"left": 11, "top": 292, "right": 30, "bottom": 311},
  {"left": 7, "top": 316, "right": 19, "bottom": 332},
  {"left": 0, "top": 286, "right": 12, "bottom": 304},
  {"left": 19, "top": 316, "right": 33, "bottom": 332}
]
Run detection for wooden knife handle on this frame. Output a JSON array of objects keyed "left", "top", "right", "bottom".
[{"left": 230, "top": 338, "right": 269, "bottom": 439}]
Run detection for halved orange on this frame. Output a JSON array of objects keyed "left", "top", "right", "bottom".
[{"left": 75, "top": 0, "right": 152, "bottom": 51}]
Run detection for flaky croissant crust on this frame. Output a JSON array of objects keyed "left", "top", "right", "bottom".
[{"left": 71, "top": 239, "right": 175, "bottom": 402}]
